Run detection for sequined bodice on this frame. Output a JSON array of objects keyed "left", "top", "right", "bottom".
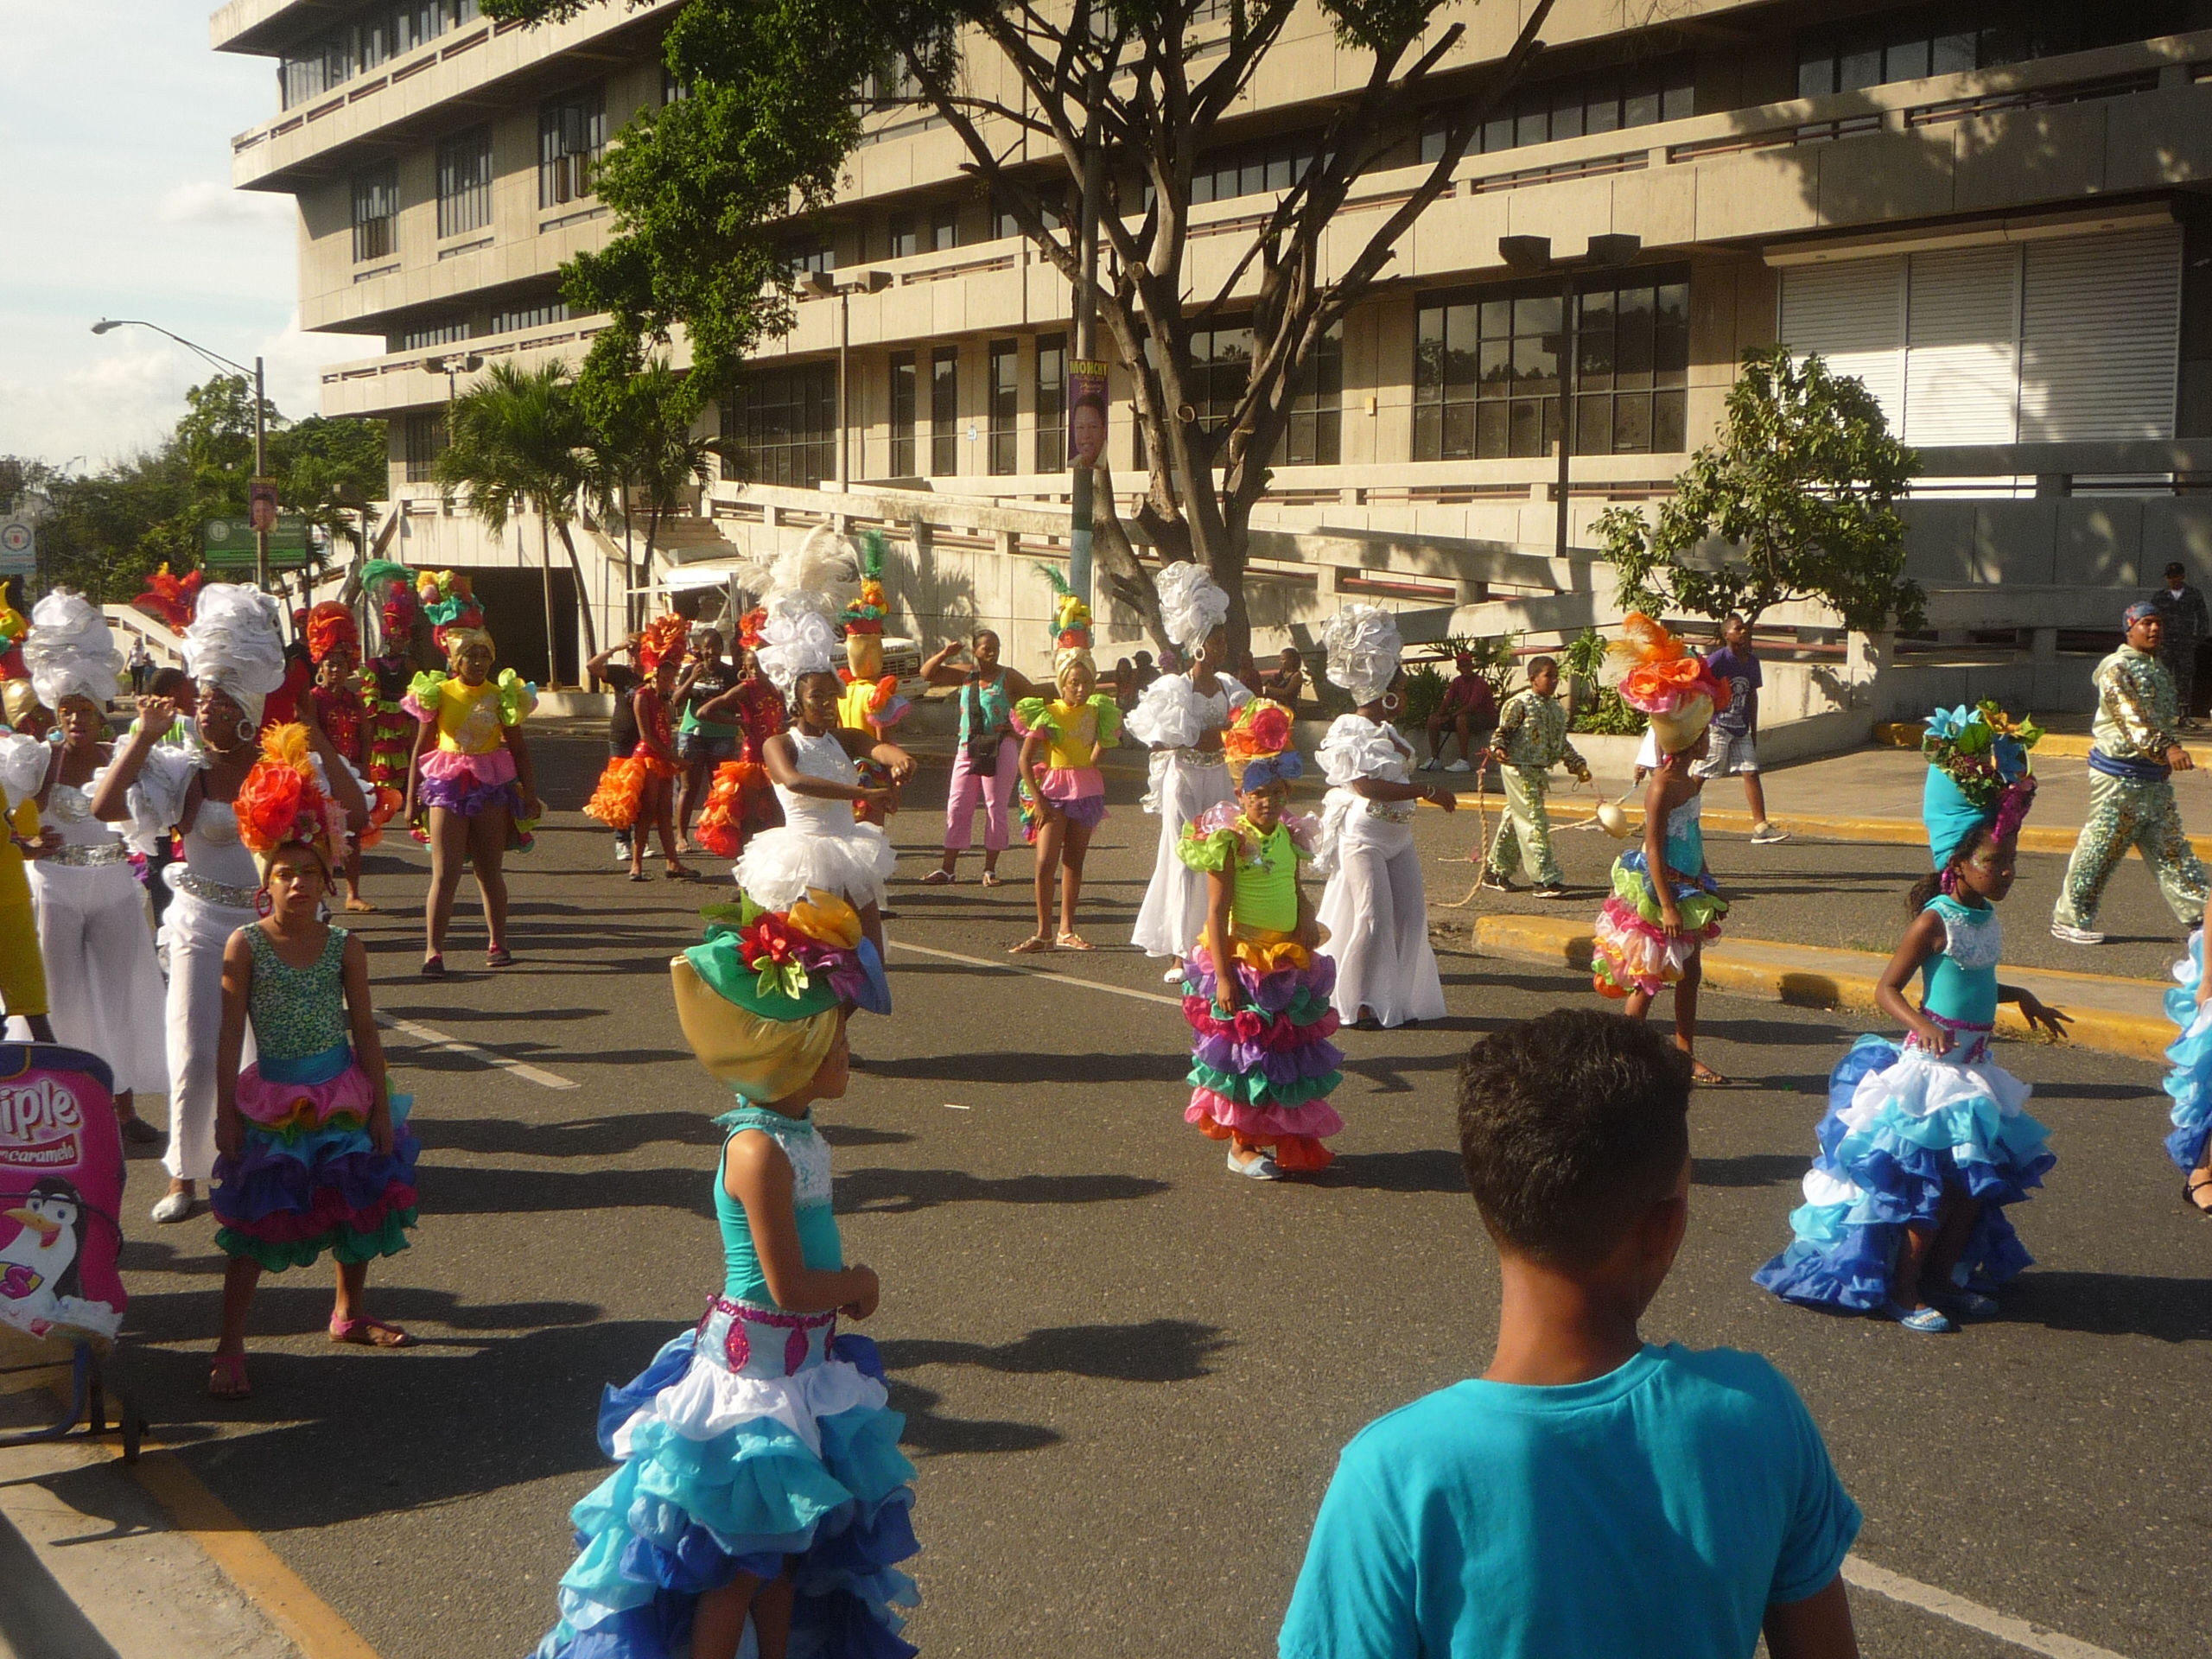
[
  {"left": 244, "top": 925, "right": 352, "bottom": 1062},
  {"left": 775, "top": 728, "right": 862, "bottom": 836},
  {"left": 47, "top": 779, "right": 122, "bottom": 849}
]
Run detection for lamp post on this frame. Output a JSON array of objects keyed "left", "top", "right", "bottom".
[
  {"left": 1497, "top": 234, "right": 1642, "bottom": 559},
  {"left": 801, "top": 270, "right": 892, "bottom": 489},
  {"left": 92, "top": 318, "right": 270, "bottom": 591}
]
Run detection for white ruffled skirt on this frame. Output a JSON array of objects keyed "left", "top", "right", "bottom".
[{"left": 734, "top": 822, "right": 897, "bottom": 913}]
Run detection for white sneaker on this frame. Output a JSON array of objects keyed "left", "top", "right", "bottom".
[
  {"left": 613, "top": 840, "right": 632, "bottom": 864},
  {"left": 1445, "top": 759, "right": 1471, "bottom": 773},
  {"left": 1228, "top": 1147, "right": 1282, "bottom": 1181},
  {"left": 2050, "top": 922, "right": 2105, "bottom": 945},
  {"left": 1749, "top": 823, "right": 1790, "bottom": 844},
  {"left": 1418, "top": 758, "right": 1441, "bottom": 772},
  {"left": 149, "top": 1189, "right": 195, "bottom": 1224}
]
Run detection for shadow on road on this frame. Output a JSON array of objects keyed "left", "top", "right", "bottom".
[
  {"left": 836, "top": 1166, "right": 1169, "bottom": 1215},
  {"left": 1999, "top": 1270, "right": 2212, "bottom": 1344}
]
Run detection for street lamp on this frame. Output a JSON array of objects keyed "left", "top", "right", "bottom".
[
  {"left": 92, "top": 318, "right": 272, "bottom": 592},
  {"left": 801, "top": 270, "right": 892, "bottom": 489},
  {"left": 421, "top": 351, "right": 486, "bottom": 410},
  {"left": 1497, "top": 233, "right": 1642, "bottom": 560}
]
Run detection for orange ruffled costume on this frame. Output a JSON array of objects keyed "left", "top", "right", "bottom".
[
  {"left": 582, "top": 614, "right": 691, "bottom": 830},
  {"left": 692, "top": 759, "right": 768, "bottom": 857}
]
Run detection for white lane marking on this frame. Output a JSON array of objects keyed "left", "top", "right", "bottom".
[
  {"left": 941, "top": 1103, "right": 970, "bottom": 1111},
  {"left": 1843, "top": 1555, "right": 2132, "bottom": 1659},
  {"left": 885, "top": 938, "right": 1184, "bottom": 1007},
  {"left": 378, "top": 1014, "right": 579, "bottom": 1090}
]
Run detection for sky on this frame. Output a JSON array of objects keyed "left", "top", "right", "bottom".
[{"left": 0, "top": 2, "right": 370, "bottom": 471}]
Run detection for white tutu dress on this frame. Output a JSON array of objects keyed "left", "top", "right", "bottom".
[
  {"left": 1127, "top": 672, "right": 1248, "bottom": 960},
  {"left": 734, "top": 728, "right": 898, "bottom": 912},
  {"left": 1313, "top": 715, "right": 1446, "bottom": 1028}
]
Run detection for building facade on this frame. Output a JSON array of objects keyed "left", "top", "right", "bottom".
[{"left": 218, "top": 0, "right": 2212, "bottom": 705}]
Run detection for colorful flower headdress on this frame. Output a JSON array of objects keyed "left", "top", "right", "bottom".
[
  {"left": 1923, "top": 701, "right": 2040, "bottom": 868},
  {"left": 361, "top": 560, "right": 418, "bottom": 650},
  {"left": 1038, "top": 562, "right": 1094, "bottom": 677},
  {"left": 306, "top": 601, "right": 359, "bottom": 668},
  {"left": 637, "top": 613, "right": 690, "bottom": 675},
  {"left": 735, "top": 607, "right": 767, "bottom": 651},
  {"left": 131, "top": 564, "right": 201, "bottom": 632},
  {"left": 1611, "top": 613, "right": 1730, "bottom": 753},
  {"left": 1224, "top": 697, "right": 1302, "bottom": 791},
  {"left": 842, "top": 531, "right": 890, "bottom": 638},
  {"left": 235, "top": 723, "right": 346, "bottom": 876},
  {"left": 416, "top": 569, "right": 486, "bottom": 649}
]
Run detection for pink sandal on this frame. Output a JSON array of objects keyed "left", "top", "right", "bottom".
[{"left": 329, "top": 1316, "right": 415, "bottom": 1349}]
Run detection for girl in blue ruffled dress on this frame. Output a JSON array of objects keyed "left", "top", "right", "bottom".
[
  {"left": 1756, "top": 704, "right": 2070, "bottom": 1333},
  {"left": 536, "top": 889, "right": 912, "bottom": 1659},
  {"left": 2159, "top": 931, "right": 2212, "bottom": 1216}
]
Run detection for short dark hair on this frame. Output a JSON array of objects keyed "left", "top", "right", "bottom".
[
  {"left": 148, "top": 667, "right": 192, "bottom": 699},
  {"left": 1527, "top": 655, "right": 1558, "bottom": 677},
  {"left": 1456, "top": 1009, "right": 1692, "bottom": 1267},
  {"left": 2168, "top": 563, "right": 2188, "bottom": 576}
]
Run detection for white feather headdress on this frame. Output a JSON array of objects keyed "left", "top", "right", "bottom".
[{"left": 1322, "top": 604, "right": 1403, "bottom": 706}]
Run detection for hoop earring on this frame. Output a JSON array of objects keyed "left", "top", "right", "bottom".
[
  {"left": 236, "top": 717, "right": 255, "bottom": 745},
  {"left": 1381, "top": 691, "right": 1403, "bottom": 715},
  {"left": 254, "top": 887, "right": 274, "bottom": 918}
]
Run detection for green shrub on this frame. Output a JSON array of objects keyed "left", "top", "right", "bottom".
[
  {"left": 1396, "top": 663, "right": 1446, "bottom": 731},
  {"left": 1570, "top": 684, "right": 1647, "bottom": 735}
]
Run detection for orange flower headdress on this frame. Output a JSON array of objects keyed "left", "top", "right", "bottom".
[
  {"left": 235, "top": 723, "right": 346, "bottom": 879},
  {"left": 1611, "top": 613, "right": 1731, "bottom": 755},
  {"left": 306, "top": 601, "right": 359, "bottom": 668},
  {"left": 735, "top": 607, "right": 767, "bottom": 652},
  {"left": 132, "top": 564, "right": 202, "bottom": 632},
  {"left": 637, "top": 613, "right": 691, "bottom": 675}
]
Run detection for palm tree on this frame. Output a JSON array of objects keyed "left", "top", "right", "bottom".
[
  {"left": 578, "top": 347, "right": 719, "bottom": 633},
  {"left": 433, "top": 360, "right": 598, "bottom": 683}
]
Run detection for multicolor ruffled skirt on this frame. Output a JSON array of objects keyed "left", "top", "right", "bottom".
[
  {"left": 1592, "top": 853, "right": 1726, "bottom": 998},
  {"left": 365, "top": 698, "right": 414, "bottom": 791},
  {"left": 537, "top": 1296, "right": 918, "bottom": 1659},
  {"left": 416, "top": 747, "right": 535, "bottom": 849},
  {"left": 210, "top": 1042, "right": 418, "bottom": 1272},
  {"left": 2162, "top": 929, "right": 2212, "bottom": 1174},
  {"left": 584, "top": 753, "right": 681, "bottom": 833},
  {"left": 1753, "top": 1031, "right": 2055, "bottom": 1313},
  {"left": 1181, "top": 931, "right": 1344, "bottom": 1171},
  {"left": 1017, "top": 766, "right": 1108, "bottom": 842}
]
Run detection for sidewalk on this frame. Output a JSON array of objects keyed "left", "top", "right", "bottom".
[{"left": 1473, "top": 913, "right": 2179, "bottom": 1064}]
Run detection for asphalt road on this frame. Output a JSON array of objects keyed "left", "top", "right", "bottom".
[{"left": 106, "top": 734, "right": 2212, "bottom": 1659}]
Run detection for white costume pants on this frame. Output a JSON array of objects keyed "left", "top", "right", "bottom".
[
  {"left": 161, "top": 886, "right": 257, "bottom": 1181},
  {"left": 1131, "top": 752, "right": 1236, "bottom": 960},
  {"left": 29, "top": 861, "right": 170, "bottom": 1097},
  {"left": 1317, "top": 812, "right": 1446, "bottom": 1029}
]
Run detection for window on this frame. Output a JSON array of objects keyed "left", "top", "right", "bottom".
[
  {"left": 1035, "top": 334, "right": 1067, "bottom": 474},
  {"left": 930, "top": 346, "right": 959, "bottom": 475},
  {"left": 721, "top": 363, "right": 837, "bottom": 488},
  {"left": 487, "top": 300, "right": 570, "bottom": 335},
  {"left": 539, "top": 86, "right": 606, "bottom": 209},
  {"left": 992, "top": 194, "right": 1063, "bottom": 241},
  {"left": 786, "top": 241, "right": 836, "bottom": 276},
  {"left": 1420, "top": 55, "right": 1694, "bottom": 164},
  {"left": 397, "top": 319, "right": 471, "bottom": 351},
  {"left": 866, "top": 54, "right": 922, "bottom": 109},
  {"left": 1794, "top": 3, "right": 2188, "bottom": 99},
  {"left": 1191, "top": 134, "right": 1325, "bottom": 206},
  {"left": 1413, "top": 270, "right": 1689, "bottom": 461},
  {"left": 279, "top": 2, "right": 480, "bottom": 109},
  {"left": 930, "top": 203, "right": 959, "bottom": 252},
  {"left": 404, "top": 410, "right": 448, "bottom": 483},
  {"left": 1184, "top": 322, "right": 1256, "bottom": 432},
  {"left": 352, "top": 166, "right": 399, "bottom": 263},
  {"left": 1286, "top": 327, "right": 1343, "bottom": 467},
  {"left": 887, "top": 213, "right": 918, "bottom": 259},
  {"left": 435, "top": 126, "right": 493, "bottom": 238},
  {"left": 663, "top": 64, "right": 692, "bottom": 105},
  {"left": 890, "top": 352, "right": 918, "bottom": 476},
  {"left": 988, "top": 340, "right": 1020, "bottom": 475}
]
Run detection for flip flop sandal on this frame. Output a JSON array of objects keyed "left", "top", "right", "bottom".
[
  {"left": 921, "top": 868, "right": 956, "bottom": 886},
  {"left": 1884, "top": 1302, "right": 1955, "bottom": 1334},
  {"left": 2186, "top": 1170, "right": 2212, "bottom": 1217},
  {"left": 981, "top": 871, "right": 1004, "bottom": 887},
  {"left": 1009, "top": 936, "right": 1056, "bottom": 955},
  {"left": 329, "top": 1317, "right": 415, "bottom": 1348},
  {"left": 1057, "top": 933, "right": 1096, "bottom": 951},
  {"left": 207, "top": 1351, "right": 251, "bottom": 1399},
  {"left": 345, "top": 899, "right": 378, "bottom": 912},
  {"left": 628, "top": 870, "right": 652, "bottom": 882},
  {"left": 118, "top": 1115, "right": 165, "bottom": 1147}
]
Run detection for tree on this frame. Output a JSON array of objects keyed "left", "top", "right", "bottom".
[
  {"left": 484, "top": 0, "right": 1600, "bottom": 654},
  {"left": 432, "top": 359, "right": 601, "bottom": 678},
  {"left": 1596, "top": 346, "right": 1925, "bottom": 633},
  {"left": 575, "top": 334, "right": 719, "bottom": 632}
]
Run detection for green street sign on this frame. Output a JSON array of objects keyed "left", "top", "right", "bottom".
[{"left": 203, "top": 514, "right": 315, "bottom": 570}]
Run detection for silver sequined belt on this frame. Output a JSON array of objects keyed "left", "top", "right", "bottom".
[
  {"left": 173, "top": 871, "right": 257, "bottom": 910},
  {"left": 49, "top": 843, "right": 130, "bottom": 868},
  {"left": 1172, "top": 747, "right": 1228, "bottom": 766},
  {"left": 1363, "top": 800, "right": 1417, "bottom": 823}
]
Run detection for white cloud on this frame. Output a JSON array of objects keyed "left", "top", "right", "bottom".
[{"left": 158, "top": 180, "right": 293, "bottom": 226}]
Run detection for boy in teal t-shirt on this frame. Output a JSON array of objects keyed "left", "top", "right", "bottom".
[{"left": 1279, "top": 1009, "right": 1861, "bottom": 1659}]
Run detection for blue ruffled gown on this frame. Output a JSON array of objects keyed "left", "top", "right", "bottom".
[
  {"left": 2161, "top": 929, "right": 2212, "bottom": 1177},
  {"left": 1754, "top": 897, "right": 2056, "bottom": 1311},
  {"left": 537, "top": 1105, "right": 918, "bottom": 1658}
]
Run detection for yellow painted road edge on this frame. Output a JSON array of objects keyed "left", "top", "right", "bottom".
[
  {"left": 1471, "top": 914, "right": 2175, "bottom": 1065},
  {"left": 118, "top": 1441, "right": 383, "bottom": 1659}
]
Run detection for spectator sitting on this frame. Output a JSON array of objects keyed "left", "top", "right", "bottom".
[
  {"left": 1236, "top": 648, "right": 1262, "bottom": 690},
  {"left": 1132, "top": 649, "right": 1161, "bottom": 692},
  {"left": 1112, "top": 657, "right": 1139, "bottom": 713},
  {"left": 1278, "top": 1007, "right": 1861, "bottom": 1659},
  {"left": 1421, "top": 652, "right": 1497, "bottom": 772},
  {"left": 1259, "top": 646, "right": 1305, "bottom": 715}
]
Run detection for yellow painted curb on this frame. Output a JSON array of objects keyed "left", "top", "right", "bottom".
[
  {"left": 124, "top": 1443, "right": 383, "bottom": 1658},
  {"left": 1470, "top": 913, "right": 2177, "bottom": 1065}
]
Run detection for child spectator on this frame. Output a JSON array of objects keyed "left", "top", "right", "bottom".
[
  {"left": 1700, "top": 613, "right": 1788, "bottom": 844},
  {"left": 1260, "top": 646, "right": 1306, "bottom": 715},
  {"left": 1479, "top": 654, "right": 1590, "bottom": 899},
  {"left": 1279, "top": 1007, "right": 1862, "bottom": 1659},
  {"left": 1421, "top": 652, "right": 1497, "bottom": 772}
]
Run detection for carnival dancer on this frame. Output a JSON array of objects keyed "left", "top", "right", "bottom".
[
  {"left": 836, "top": 535, "right": 913, "bottom": 830},
  {"left": 204, "top": 727, "right": 418, "bottom": 1399},
  {"left": 1313, "top": 605, "right": 1455, "bottom": 1032},
  {"left": 2051, "top": 600, "right": 2210, "bottom": 945},
  {"left": 2161, "top": 927, "right": 2212, "bottom": 1217},
  {"left": 673, "top": 626, "right": 740, "bottom": 851},
  {"left": 1479, "top": 654, "right": 1591, "bottom": 899},
  {"left": 585, "top": 614, "right": 698, "bottom": 881},
  {"left": 21, "top": 593, "right": 166, "bottom": 1143},
  {"left": 533, "top": 901, "right": 913, "bottom": 1659},
  {"left": 402, "top": 573, "right": 541, "bottom": 976},
  {"left": 358, "top": 564, "right": 422, "bottom": 838},
  {"left": 740, "top": 582, "right": 913, "bottom": 968},
  {"left": 1009, "top": 587, "right": 1118, "bottom": 953},
  {"left": 304, "top": 601, "right": 381, "bottom": 912},
  {"left": 92, "top": 585, "right": 371, "bottom": 1224},
  {"left": 1128, "top": 563, "right": 1250, "bottom": 981},
  {"left": 1590, "top": 615, "right": 1731, "bottom": 1082},
  {"left": 691, "top": 610, "right": 788, "bottom": 861},
  {"left": 1179, "top": 699, "right": 1343, "bottom": 1179},
  {"left": 1756, "top": 703, "right": 2067, "bottom": 1332}
]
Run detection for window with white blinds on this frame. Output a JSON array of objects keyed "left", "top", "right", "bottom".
[{"left": 1777, "top": 226, "right": 2179, "bottom": 446}]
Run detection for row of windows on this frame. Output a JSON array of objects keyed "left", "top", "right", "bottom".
[
  {"left": 348, "top": 88, "right": 607, "bottom": 264},
  {"left": 1793, "top": 1, "right": 2188, "bottom": 99},
  {"left": 1420, "top": 55, "right": 1695, "bottom": 166},
  {"left": 404, "top": 411, "right": 448, "bottom": 483},
  {"left": 722, "top": 365, "right": 839, "bottom": 491},
  {"left": 280, "top": 1, "right": 480, "bottom": 110}
]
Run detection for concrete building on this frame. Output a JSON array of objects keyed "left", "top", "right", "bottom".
[{"left": 216, "top": 0, "right": 2212, "bottom": 734}]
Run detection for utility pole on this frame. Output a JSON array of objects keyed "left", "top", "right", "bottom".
[
  {"left": 1066, "top": 99, "right": 1104, "bottom": 608},
  {"left": 253, "top": 354, "right": 269, "bottom": 593}
]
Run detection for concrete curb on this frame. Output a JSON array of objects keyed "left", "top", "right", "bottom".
[{"left": 1471, "top": 913, "right": 2179, "bottom": 1065}]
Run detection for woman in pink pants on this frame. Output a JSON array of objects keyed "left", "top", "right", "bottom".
[{"left": 922, "top": 630, "right": 1037, "bottom": 886}]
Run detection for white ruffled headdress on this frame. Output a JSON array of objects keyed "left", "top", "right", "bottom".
[
  {"left": 22, "top": 592, "right": 123, "bottom": 711},
  {"left": 1155, "top": 562, "right": 1230, "bottom": 657},
  {"left": 1322, "top": 604, "right": 1403, "bottom": 706},
  {"left": 747, "top": 527, "right": 856, "bottom": 696},
  {"left": 182, "top": 583, "right": 287, "bottom": 727}
]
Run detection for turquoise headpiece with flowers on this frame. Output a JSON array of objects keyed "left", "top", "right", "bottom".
[{"left": 1921, "top": 702, "right": 2041, "bottom": 868}]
